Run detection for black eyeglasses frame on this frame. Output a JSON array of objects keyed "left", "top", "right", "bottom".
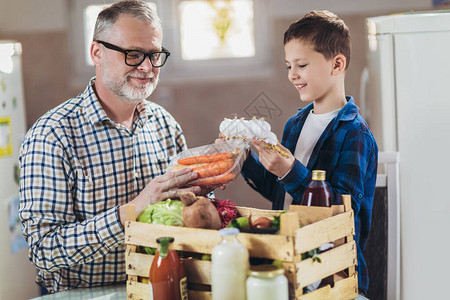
[{"left": 95, "top": 40, "right": 170, "bottom": 68}]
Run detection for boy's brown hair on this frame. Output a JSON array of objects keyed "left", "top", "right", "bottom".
[{"left": 284, "top": 10, "right": 351, "bottom": 69}]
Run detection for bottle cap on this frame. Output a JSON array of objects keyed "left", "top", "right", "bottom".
[
  {"left": 156, "top": 237, "right": 174, "bottom": 258},
  {"left": 219, "top": 227, "right": 240, "bottom": 236},
  {"left": 312, "top": 170, "right": 326, "bottom": 181},
  {"left": 156, "top": 237, "right": 175, "bottom": 243},
  {"left": 249, "top": 264, "right": 285, "bottom": 278}
]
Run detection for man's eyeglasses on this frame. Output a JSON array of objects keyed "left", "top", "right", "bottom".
[{"left": 95, "top": 40, "right": 170, "bottom": 68}]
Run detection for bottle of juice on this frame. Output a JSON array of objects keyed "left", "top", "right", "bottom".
[
  {"left": 300, "top": 170, "right": 334, "bottom": 293},
  {"left": 149, "top": 237, "right": 188, "bottom": 300},
  {"left": 301, "top": 170, "right": 333, "bottom": 207},
  {"left": 211, "top": 228, "right": 249, "bottom": 300}
]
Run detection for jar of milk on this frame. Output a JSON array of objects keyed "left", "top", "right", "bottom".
[
  {"left": 211, "top": 228, "right": 249, "bottom": 300},
  {"left": 246, "top": 264, "right": 289, "bottom": 300}
]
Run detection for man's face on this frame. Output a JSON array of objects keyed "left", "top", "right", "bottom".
[{"left": 99, "top": 15, "right": 163, "bottom": 104}]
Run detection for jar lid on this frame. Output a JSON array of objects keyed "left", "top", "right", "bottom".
[
  {"left": 249, "top": 264, "right": 285, "bottom": 278},
  {"left": 219, "top": 227, "right": 240, "bottom": 236}
]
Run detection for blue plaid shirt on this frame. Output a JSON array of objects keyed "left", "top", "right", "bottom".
[
  {"left": 242, "top": 97, "right": 378, "bottom": 293},
  {"left": 19, "top": 77, "right": 186, "bottom": 293}
]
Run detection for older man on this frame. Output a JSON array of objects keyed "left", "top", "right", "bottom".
[{"left": 19, "top": 0, "right": 199, "bottom": 293}]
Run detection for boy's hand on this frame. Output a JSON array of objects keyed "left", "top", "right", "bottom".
[{"left": 252, "top": 139, "right": 295, "bottom": 178}]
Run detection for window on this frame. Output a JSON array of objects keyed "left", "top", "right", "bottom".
[
  {"left": 179, "top": 0, "right": 255, "bottom": 60},
  {"left": 69, "top": 0, "right": 270, "bottom": 85}
]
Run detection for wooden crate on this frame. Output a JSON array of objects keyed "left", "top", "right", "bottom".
[{"left": 125, "top": 195, "right": 358, "bottom": 300}]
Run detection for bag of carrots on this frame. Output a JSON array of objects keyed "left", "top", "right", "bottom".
[{"left": 168, "top": 139, "right": 248, "bottom": 187}]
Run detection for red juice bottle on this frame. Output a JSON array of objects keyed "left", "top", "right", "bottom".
[
  {"left": 149, "top": 237, "right": 188, "bottom": 300},
  {"left": 301, "top": 170, "right": 333, "bottom": 207}
]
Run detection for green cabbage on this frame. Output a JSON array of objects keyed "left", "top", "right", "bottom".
[
  {"left": 136, "top": 199, "right": 184, "bottom": 255},
  {"left": 136, "top": 199, "right": 184, "bottom": 227}
]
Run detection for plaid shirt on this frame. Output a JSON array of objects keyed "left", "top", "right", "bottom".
[
  {"left": 19, "top": 77, "right": 186, "bottom": 293},
  {"left": 241, "top": 97, "right": 378, "bottom": 294}
]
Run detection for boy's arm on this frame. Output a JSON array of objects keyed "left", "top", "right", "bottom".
[
  {"left": 277, "top": 158, "right": 311, "bottom": 203},
  {"left": 241, "top": 150, "right": 279, "bottom": 202}
]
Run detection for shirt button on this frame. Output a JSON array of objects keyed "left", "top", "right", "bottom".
[{"left": 357, "top": 193, "right": 363, "bottom": 199}]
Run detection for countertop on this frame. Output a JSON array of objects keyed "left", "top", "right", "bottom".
[
  {"left": 31, "top": 285, "right": 126, "bottom": 300},
  {"left": 31, "top": 284, "right": 370, "bottom": 300}
]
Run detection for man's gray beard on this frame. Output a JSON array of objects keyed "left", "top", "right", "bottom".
[{"left": 103, "top": 71, "right": 159, "bottom": 105}]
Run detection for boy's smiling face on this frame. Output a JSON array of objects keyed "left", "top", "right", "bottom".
[{"left": 284, "top": 38, "right": 337, "bottom": 105}]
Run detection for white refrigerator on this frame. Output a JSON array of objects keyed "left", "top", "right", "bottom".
[
  {"left": 364, "top": 11, "right": 450, "bottom": 300},
  {"left": 0, "top": 41, "right": 40, "bottom": 299}
]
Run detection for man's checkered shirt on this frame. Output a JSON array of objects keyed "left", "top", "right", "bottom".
[{"left": 19, "top": 77, "right": 186, "bottom": 293}]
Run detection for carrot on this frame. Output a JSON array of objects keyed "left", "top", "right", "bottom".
[
  {"left": 171, "top": 163, "right": 206, "bottom": 171},
  {"left": 192, "top": 159, "right": 234, "bottom": 178},
  {"left": 196, "top": 173, "right": 236, "bottom": 187},
  {"left": 177, "top": 152, "right": 234, "bottom": 165}
]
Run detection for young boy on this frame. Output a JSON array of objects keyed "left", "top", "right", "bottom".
[{"left": 241, "top": 11, "right": 378, "bottom": 295}]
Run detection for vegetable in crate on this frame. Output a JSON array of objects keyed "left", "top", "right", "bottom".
[
  {"left": 180, "top": 192, "right": 221, "bottom": 230},
  {"left": 136, "top": 199, "right": 184, "bottom": 226},
  {"left": 251, "top": 217, "right": 273, "bottom": 229},
  {"left": 136, "top": 199, "right": 184, "bottom": 254},
  {"left": 211, "top": 198, "right": 239, "bottom": 228}
]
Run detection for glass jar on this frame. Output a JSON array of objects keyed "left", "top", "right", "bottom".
[{"left": 246, "top": 264, "right": 289, "bottom": 300}]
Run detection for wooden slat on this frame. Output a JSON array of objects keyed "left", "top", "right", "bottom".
[
  {"left": 183, "top": 258, "right": 212, "bottom": 285},
  {"left": 342, "top": 195, "right": 352, "bottom": 213},
  {"left": 342, "top": 194, "right": 356, "bottom": 279},
  {"left": 126, "top": 252, "right": 151, "bottom": 277},
  {"left": 281, "top": 212, "right": 300, "bottom": 236},
  {"left": 127, "top": 280, "right": 148, "bottom": 300},
  {"left": 236, "top": 206, "right": 283, "bottom": 218},
  {"left": 126, "top": 221, "right": 295, "bottom": 261},
  {"left": 297, "top": 274, "right": 358, "bottom": 300},
  {"left": 296, "top": 241, "right": 357, "bottom": 289},
  {"left": 188, "top": 290, "right": 212, "bottom": 300},
  {"left": 290, "top": 205, "right": 333, "bottom": 226},
  {"left": 295, "top": 210, "right": 354, "bottom": 254}
]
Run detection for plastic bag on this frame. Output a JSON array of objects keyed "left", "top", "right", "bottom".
[{"left": 167, "top": 139, "right": 249, "bottom": 187}]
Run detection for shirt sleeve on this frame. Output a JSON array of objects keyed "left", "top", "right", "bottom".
[
  {"left": 241, "top": 150, "right": 279, "bottom": 202},
  {"left": 19, "top": 133, "right": 124, "bottom": 273},
  {"left": 277, "top": 158, "right": 311, "bottom": 204}
]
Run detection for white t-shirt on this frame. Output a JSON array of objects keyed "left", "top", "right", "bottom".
[{"left": 283, "top": 108, "right": 340, "bottom": 210}]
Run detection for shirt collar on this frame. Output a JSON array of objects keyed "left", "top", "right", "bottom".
[
  {"left": 82, "top": 77, "right": 154, "bottom": 128},
  {"left": 336, "top": 96, "right": 359, "bottom": 122},
  {"left": 82, "top": 77, "right": 110, "bottom": 127},
  {"left": 297, "top": 96, "right": 359, "bottom": 122}
]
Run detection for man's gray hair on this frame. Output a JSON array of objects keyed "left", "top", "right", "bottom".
[{"left": 93, "top": 0, "right": 161, "bottom": 41}]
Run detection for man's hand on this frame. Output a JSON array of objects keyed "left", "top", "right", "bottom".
[
  {"left": 118, "top": 168, "right": 200, "bottom": 226},
  {"left": 252, "top": 139, "right": 295, "bottom": 178}
]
